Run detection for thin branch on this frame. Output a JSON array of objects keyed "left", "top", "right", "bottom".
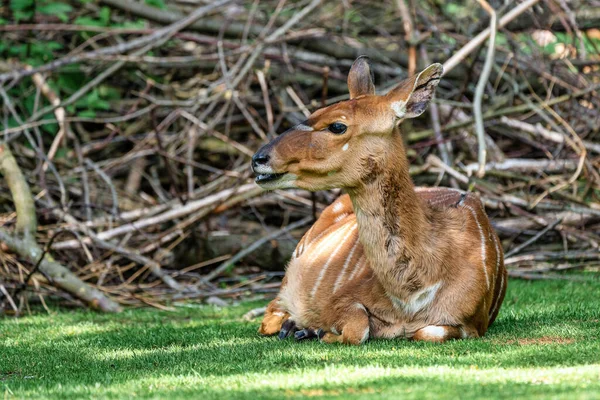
[
  {"left": 202, "top": 216, "right": 312, "bottom": 282},
  {"left": 473, "top": 0, "right": 497, "bottom": 178},
  {"left": 443, "top": 0, "right": 541, "bottom": 74}
]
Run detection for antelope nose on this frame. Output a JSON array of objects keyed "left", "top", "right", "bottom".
[{"left": 252, "top": 152, "right": 270, "bottom": 169}]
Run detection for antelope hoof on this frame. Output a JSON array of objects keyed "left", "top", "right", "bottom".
[
  {"left": 278, "top": 319, "right": 297, "bottom": 340},
  {"left": 294, "top": 328, "right": 319, "bottom": 341}
]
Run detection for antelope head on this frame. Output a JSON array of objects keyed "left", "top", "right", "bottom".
[{"left": 252, "top": 56, "right": 443, "bottom": 191}]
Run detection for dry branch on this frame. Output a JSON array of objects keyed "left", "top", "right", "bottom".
[
  {"left": 0, "top": 142, "right": 121, "bottom": 312},
  {"left": 1, "top": 0, "right": 598, "bottom": 311}
]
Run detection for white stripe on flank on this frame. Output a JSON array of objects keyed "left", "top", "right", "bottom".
[
  {"left": 428, "top": 192, "right": 461, "bottom": 206},
  {"left": 332, "top": 236, "right": 359, "bottom": 293},
  {"left": 490, "top": 273, "right": 504, "bottom": 318},
  {"left": 307, "top": 220, "right": 352, "bottom": 263},
  {"left": 347, "top": 255, "right": 366, "bottom": 282},
  {"left": 302, "top": 221, "right": 346, "bottom": 257},
  {"left": 491, "top": 232, "right": 500, "bottom": 283},
  {"left": 334, "top": 213, "right": 349, "bottom": 223},
  {"left": 464, "top": 205, "right": 489, "bottom": 289},
  {"left": 310, "top": 223, "right": 357, "bottom": 297}
]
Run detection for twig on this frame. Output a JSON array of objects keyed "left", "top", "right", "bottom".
[
  {"left": 473, "top": 0, "right": 497, "bottom": 178},
  {"left": 462, "top": 158, "right": 577, "bottom": 175},
  {"left": 243, "top": 306, "right": 266, "bottom": 321},
  {"left": 499, "top": 117, "right": 600, "bottom": 154},
  {"left": 0, "top": 142, "right": 121, "bottom": 312},
  {"left": 84, "top": 158, "right": 119, "bottom": 217},
  {"left": 25, "top": 65, "right": 68, "bottom": 170},
  {"left": 443, "top": 0, "right": 541, "bottom": 74},
  {"left": 52, "top": 184, "right": 259, "bottom": 249},
  {"left": 505, "top": 218, "right": 563, "bottom": 258},
  {"left": 395, "top": 0, "right": 416, "bottom": 76},
  {"left": 202, "top": 216, "right": 312, "bottom": 282}
]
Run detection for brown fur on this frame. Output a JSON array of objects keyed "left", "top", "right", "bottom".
[{"left": 255, "top": 59, "right": 507, "bottom": 344}]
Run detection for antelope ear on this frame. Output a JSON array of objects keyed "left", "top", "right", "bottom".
[
  {"left": 348, "top": 56, "right": 375, "bottom": 99},
  {"left": 386, "top": 63, "right": 443, "bottom": 119}
]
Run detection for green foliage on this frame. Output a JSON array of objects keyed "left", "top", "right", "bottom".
[
  {"left": 9, "top": 0, "right": 73, "bottom": 22},
  {"left": 37, "top": 2, "right": 72, "bottom": 22},
  {"left": 74, "top": 6, "right": 112, "bottom": 27},
  {"left": 1, "top": 279, "right": 599, "bottom": 399},
  {"left": 9, "top": 0, "right": 34, "bottom": 22},
  {"left": 145, "top": 0, "right": 166, "bottom": 10}
]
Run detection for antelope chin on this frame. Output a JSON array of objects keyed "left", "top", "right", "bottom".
[
  {"left": 255, "top": 172, "right": 286, "bottom": 184},
  {"left": 255, "top": 172, "right": 297, "bottom": 190}
]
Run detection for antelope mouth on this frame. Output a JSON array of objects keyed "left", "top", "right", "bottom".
[{"left": 255, "top": 172, "right": 287, "bottom": 184}]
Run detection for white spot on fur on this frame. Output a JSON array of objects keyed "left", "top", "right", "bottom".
[
  {"left": 460, "top": 327, "right": 469, "bottom": 339},
  {"left": 391, "top": 101, "right": 407, "bottom": 118},
  {"left": 419, "top": 325, "right": 447, "bottom": 339},
  {"left": 390, "top": 281, "right": 441, "bottom": 315},
  {"left": 331, "top": 327, "right": 339, "bottom": 335},
  {"left": 332, "top": 202, "right": 344, "bottom": 213},
  {"left": 342, "top": 143, "right": 349, "bottom": 151},
  {"left": 273, "top": 311, "right": 285, "bottom": 317}
]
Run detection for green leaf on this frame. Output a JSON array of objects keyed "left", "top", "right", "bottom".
[
  {"left": 78, "top": 110, "right": 97, "bottom": 118},
  {"left": 38, "top": 2, "right": 73, "bottom": 15},
  {"left": 38, "top": 2, "right": 73, "bottom": 22},
  {"left": 99, "top": 6, "right": 111, "bottom": 25},
  {"left": 119, "top": 20, "right": 146, "bottom": 29},
  {"left": 74, "top": 16, "right": 105, "bottom": 27},
  {"left": 13, "top": 10, "right": 34, "bottom": 22},
  {"left": 10, "top": 0, "right": 34, "bottom": 12},
  {"left": 145, "top": 0, "right": 166, "bottom": 9}
]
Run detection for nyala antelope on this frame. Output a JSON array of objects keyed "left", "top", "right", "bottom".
[{"left": 252, "top": 57, "right": 506, "bottom": 344}]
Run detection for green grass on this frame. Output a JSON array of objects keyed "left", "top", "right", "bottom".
[{"left": 2, "top": 279, "right": 600, "bottom": 399}]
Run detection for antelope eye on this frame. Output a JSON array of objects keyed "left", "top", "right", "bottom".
[{"left": 328, "top": 122, "right": 347, "bottom": 134}]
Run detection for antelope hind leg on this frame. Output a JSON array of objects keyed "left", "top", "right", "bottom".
[{"left": 321, "top": 304, "right": 370, "bottom": 345}]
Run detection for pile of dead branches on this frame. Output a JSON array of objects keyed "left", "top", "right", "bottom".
[{"left": 1, "top": 0, "right": 598, "bottom": 314}]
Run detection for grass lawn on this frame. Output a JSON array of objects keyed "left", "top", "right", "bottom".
[{"left": 1, "top": 279, "right": 600, "bottom": 399}]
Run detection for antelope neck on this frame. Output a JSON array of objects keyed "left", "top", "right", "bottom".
[{"left": 348, "top": 131, "right": 430, "bottom": 293}]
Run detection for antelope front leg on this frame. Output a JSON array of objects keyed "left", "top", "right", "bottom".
[{"left": 258, "top": 297, "right": 290, "bottom": 336}]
